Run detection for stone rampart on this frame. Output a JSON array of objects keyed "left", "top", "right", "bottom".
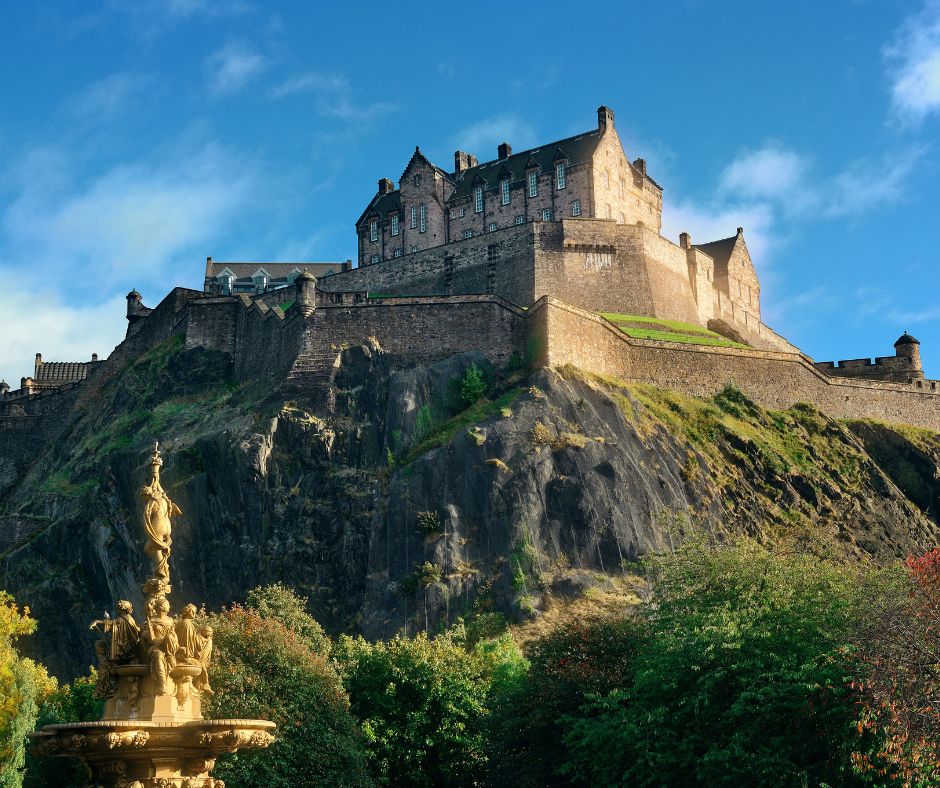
[{"left": 531, "top": 297, "right": 940, "bottom": 432}]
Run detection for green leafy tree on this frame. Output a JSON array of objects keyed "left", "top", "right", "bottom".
[
  {"left": 487, "top": 617, "right": 645, "bottom": 787},
  {"left": 459, "top": 364, "right": 487, "bottom": 408},
  {"left": 24, "top": 673, "right": 101, "bottom": 788},
  {"left": 204, "top": 604, "right": 371, "bottom": 788},
  {"left": 334, "top": 624, "right": 524, "bottom": 787},
  {"left": 561, "top": 537, "right": 889, "bottom": 787},
  {"left": 245, "top": 582, "right": 330, "bottom": 656}
]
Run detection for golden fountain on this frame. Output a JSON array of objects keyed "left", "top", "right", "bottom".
[{"left": 30, "top": 444, "right": 275, "bottom": 788}]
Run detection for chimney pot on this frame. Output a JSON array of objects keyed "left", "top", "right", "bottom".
[
  {"left": 597, "top": 105, "right": 615, "bottom": 131},
  {"left": 498, "top": 142, "right": 512, "bottom": 160},
  {"left": 737, "top": 227, "right": 744, "bottom": 236},
  {"left": 378, "top": 178, "right": 394, "bottom": 195},
  {"left": 679, "top": 232, "right": 692, "bottom": 249},
  {"left": 633, "top": 158, "right": 647, "bottom": 175}
]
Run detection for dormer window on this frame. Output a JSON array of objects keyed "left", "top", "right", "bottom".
[
  {"left": 474, "top": 186, "right": 484, "bottom": 213},
  {"left": 391, "top": 214, "right": 400, "bottom": 236},
  {"left": 252, "top": 270, "right": 269, "bottom": 292},
  {"left": 500, "top": 179, "right": 510, "bottom": 205},
  {"left": 218, "top": 272, "right": 234, "bottom": 294},
  {"left": 411, "top": 206, "right": 417, "bottom": 228},
  {"left": 370, "top": 220, "right": 378, "bottom": 242},
  {"left": 528, "top": 171, "right": 538, "bottom": 198},
  {"left": 556, "top": 163, "right": 566, "bottom": 190}
]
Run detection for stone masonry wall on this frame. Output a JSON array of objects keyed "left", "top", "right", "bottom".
[{"left": 532, "top": 298, "right": 940, "bottom": 432}]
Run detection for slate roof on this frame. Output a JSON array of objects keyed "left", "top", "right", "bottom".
[
  {"left": 34, "top": 361, "right": 93, "bottom": 385},
  {"left": 448, "top": 129, "right": 602, "bottom": 200},
  {"left": 693, "top": 235, "right": 740, "bottom": 269},
  {"left": 895, "top": 332, "right": 920, "bottom": 346},
  {"left": 357, "top": 190, "right": 402, "bottom": 226},
  {"left": 206, "top": 261, "right": 350, "bottom": 279}
]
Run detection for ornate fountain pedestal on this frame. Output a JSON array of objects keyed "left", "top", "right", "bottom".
[{"left": 29, "top": 444, "right": 276, "bottom": 788}]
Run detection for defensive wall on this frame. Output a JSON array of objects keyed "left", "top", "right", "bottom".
[
  {"left": 321, "top": 218, "right": 795, "bottom": 354},
  {"left": 530, "top": 297, "right": 940, "bottom": 432}
]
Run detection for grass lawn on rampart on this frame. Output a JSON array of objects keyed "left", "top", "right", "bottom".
[{"left": 599, "top": 313, "right": 749, "bottom": 349}]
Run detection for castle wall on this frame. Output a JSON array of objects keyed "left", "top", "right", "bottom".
[
  {"left": 534, "top": 298, "right": 940, "bottom": 432},
  {"left": 590, "top": 124, "right": 662, "bottom": 231}
]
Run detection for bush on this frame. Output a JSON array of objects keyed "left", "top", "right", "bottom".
[
  {"left": 245, "top": 582, "right": 330, "bottom": 657},
  {"left": 334, "top": 625, "right": 524, "bottom": 787},
  {"left": 0, "top": 592, "right": 53, "bottom": 788},
  {"left": 459, "top": 364, "right": 487, "bottom": 408},
  {"left": 561, "top": 537, "right": 885, "bottom": 787},
  {"left": 204, "top": 605, "right": 371, "bottom": 787}
]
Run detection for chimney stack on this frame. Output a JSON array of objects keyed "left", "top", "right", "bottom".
[
  {"left": 737, "top": 227, "right": 744, "bottom": 237},
  {"left": 597, "top": 105, "right": 615, "bottom": 132},
  {"left": 498, "top": 142, "right": 512, "bottom": 160},
  {"left": 633, "top": 158, "right": 647, "bottom": 176},
  {"left": 377, "top": 178, "right": 394, "bottom": 195},
  {"left": 455, "top": 151, "right": 476, "bottom": 173},
  {"left": 679, "top": 232, "right": 692, "bottom": 250},
  {"left": 92, "top": 353, "right": 98, "bottom": 362}
]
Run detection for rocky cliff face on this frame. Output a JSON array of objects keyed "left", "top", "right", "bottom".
[{"left": 2, "top": 335, "right": 939, "bottom": 678}]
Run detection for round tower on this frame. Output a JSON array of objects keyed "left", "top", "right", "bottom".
[
  {"left": 0, "top": 380, "right": 9, "bottom": 399},
  {"left": 296, "top": 270, "right": 317, "bottom": 318},
  {"left": 894, "top": 332, "right": 924, "bottom": 379}
]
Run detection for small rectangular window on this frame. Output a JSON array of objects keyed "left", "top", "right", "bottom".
[
  {"left": 542, "top": 209, "right": 553, "bottom": 221},
  {"left": 370, "top": 254, "right": 380, "bottom": 264},
  {"left": 606, "top": 204, "right": 612, "bottom": 219},
  {"left": 459, "top": 206, "right": 466, "bottom": 217},
  {"left": 464, "top": 229, "right": 473, "bottom": 238},
  {"left": 488, "top": 222, "right": 497, "bottom": 232},
  {"left": 419, "top": 204, "right": 427, "bottom": 233},
  {"left": 394, "top": 248, "right": 403, "bottom": 258},
  {"left": 619, "top": 179, "right": 625, "bottom": 199},
  {"left": 515, "top": 215, "right": 525, "bottom": 225},
  {"left": 391, "top": 214, "right": 399, "bottom": 236},
  {"left": 604, "top": 169, "right": 609, "bottom": 188},
  {"left": 411, "top": 245, "right": 418, "bottom": 253},
  {"left": 556, "top": 163, "right": 566, "bottom": 189},
  {"left": 501, "top": 179, "right": 510, "bottom": 205},
  {"left": 449, "top": 208, "right": 456, "bottom": 219},
  {"left": 618, "top": 212, "right": 625, "bottom": 224},
  {"left": 571, "top": 200, "right": 581, "bottom": 217},
  {"left": 528, "top": 171, "right": 537, "bottom": 197},
  {"left": 369, "top": 220, "right": 378, "bottom": 241},
  {"left": 411, "top": 206, "right": 417, "bottom": 229}
]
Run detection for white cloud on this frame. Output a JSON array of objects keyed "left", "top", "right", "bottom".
[
  {"left": 0, "top": 292, "right": 127, "bottom": 385},
  {"left": 451, "top": 115, "right": 537, "bottom": 159},
  {"left": 2, "top": 141, "right": 257, "bottom": 285},
  {"left": 205, "top": 42, "right": 267, "bottom": 96},
  {"left": 719, "top": 145, "right": 810, "bottom": 202},
  {"left": 270, "top": 71, "right": 396, "bottom": 121},
  {"left": 64, "top": 72, "right": 152, "bottom": 122},
  {"left": 886, "top": 1, "right": 940, "bottom": 122},
  {"left": 661, "top": 199, "right": 775, "bottom": 264},
  {"left": 823, "top": 146, "right": 926, "bottom": 217}
]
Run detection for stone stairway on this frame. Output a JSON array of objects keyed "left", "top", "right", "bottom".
[{"left": 286, "top": 350, "right": 340, "bottom": 410}]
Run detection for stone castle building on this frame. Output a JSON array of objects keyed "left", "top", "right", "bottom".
[{"left": 1, "top": 104, "right": 937, "bottom": 436}]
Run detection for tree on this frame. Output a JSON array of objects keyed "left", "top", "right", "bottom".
[
  {"left": 245, "top": 582, "right": 330, "bottom": 656},
  {"left": 459, "top": 364, "right": 487, "bottom": 408},
  {"left": 203, "top": 605, "right": 371, "bottom": 788},
  {"left": 486, "top": 616, "right": 645, "bottom": 787},
  {"left": 334, "top": 624, "right": 524, "bottom": 787},
  {"left": 561, "top": 538, "right": 886, "bottom": 787},
  {"left": 0, "top": 592, "right": 53, "bottom": 788},
  {"left": 855, "top": 548, "right": 940, "bottom": 785}
]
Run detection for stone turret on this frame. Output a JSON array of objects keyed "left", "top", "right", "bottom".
[
  {"left": 894, "top": 332, "right": 924, "bottom": 379},
  {"left": 125, "top": 289, "right": 150, "bottom": 337},
  {"left": 0, "top": 380, "right": 9, "bottom": 400},
  {"left": 296, "top": 270, "right": 317, "bottom": 318}
]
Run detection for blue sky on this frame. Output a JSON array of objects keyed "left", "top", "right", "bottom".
[{"left": 1, "top": 0, "right": 939, "bottom": 381}]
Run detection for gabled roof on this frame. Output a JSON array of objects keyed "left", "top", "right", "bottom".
[
  {"left": 34, "top": 361, "right": 93, "bottom": 384},
  {"left": 356, "top": 190, "right": 402, "bottom": 227},
  {"left": 448, "top": 129, "right": 602, "bottom": 200},
  {"left": 206, "top": 261, "right": 350, "bottom": 279},
  {"left": 693, "top": 229, "right": 747, "bottom": 271},
  {"left": 400, "top": 146, "right": 453, "bottom": 184}
]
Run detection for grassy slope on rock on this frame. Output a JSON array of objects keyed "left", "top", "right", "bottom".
[{"left": 600, "top": 312, "right": 749, "bottom": 348}]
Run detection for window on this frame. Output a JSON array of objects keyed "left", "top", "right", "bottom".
[
  {"left": 515, "top": 215, "right": 525, "bottom": 225},
  {"left": 411, "top": 206, "right": 417, "bottom": 228},
  {"left": 606, "top": 204, "right": 612, "bottom": 219},
  {"left": 411, "top": 245, "right": 418, "bottom": 253},
  {"left": 391, "top": 214, "right": 399, "bottom": 236},
  {"left": 394, "top": 248, "right": 403, "bottom": 258},
  {"left": 474, "top": 186, "right": 483, "bottom": 213},
  {"left": 459, "top": 206, "right": 466, "bottom": 217},
  {"left": 556, "top": 163, "right": 566, "bottom": 189},
  {"left": 618, "top": 212, "right": 625, "bottom": 224},
  {"left": 501, "top": 179, "right": 510, "bottom": 205},
  {"left": 369, "top": 220, "right": 378, "bottom": 242},
  {"left": 449, "top": 208, "right": 456, "bottom": 219},
  {"left": 571, "top": 200, "right": 582, "bottom": 217},
  {"left": 220, "top": 275, "right": 233, "bottom": 294},
  {"left": 464, "top": 229, "right": 473, "bottom": 238},
  {"left": 619, "top": 179, "right": 625, "bottom": 199},
  {"left": 419, "top": 205, "right": 427, "bottom": 233},
  {"left": 604, "top": 169, "right": 610, "bottom": 188},
  {"left": 489, "top": 222, "right": 497, "bottom": 232},
  {"left": 370, "top": 254, "right": 380, "bottom": 264},
  {"left": 528, "top": 171, "right": 538, "bottom": 197},
  {"left": 542, "top": 209, "right": 553, "bottom": 221}
]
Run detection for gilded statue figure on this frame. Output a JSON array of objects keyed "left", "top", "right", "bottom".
[
  {"left": 140, "top": 442, "right": 182, "bottom": 585},
  {"left": 145, "top": 597, "right": 178, "bottom": 695},
  {"left": 89, "top": 601, "right": 140, "bottom": 698},
  {"left": 175, "top": 603, "right": 200, "bottom": 664},
  {"left": 194, "top": 624, "right": 214, "bottom": 695}
]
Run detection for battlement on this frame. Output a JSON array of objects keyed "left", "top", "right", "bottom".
[{"left": 814, "top": 333, "right": 925, "bottom": 384}]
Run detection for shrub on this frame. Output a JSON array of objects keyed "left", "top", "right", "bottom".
[
  {"left": 459, "top": 364, "right": 487, "bottom": 408},
  {"left": 334, "top": 625, "right": 524, "bottom": 787},
  {"left": 204, "top": 605, "right": 371, "bottom": 788},
  {"left": 245, "top": 582, "right": 330, "bottom": 657}
]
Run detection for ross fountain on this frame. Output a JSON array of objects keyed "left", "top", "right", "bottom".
[{"left": 29, "top": 443, "right": 276, "bottom": 787}]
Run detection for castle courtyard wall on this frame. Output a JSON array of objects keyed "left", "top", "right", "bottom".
[{"left": 533, "top": 298, "right": 940, "bottom": 432}]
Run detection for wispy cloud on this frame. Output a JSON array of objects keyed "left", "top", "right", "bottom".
[
  {"left": 450, "top": 114, "right": 538, "bottom": 158},
  {"left": 885, "top": 0, "right": 940, "bottom": 122},
  {"left": 270, "top": 71, "right": 397, "bottom": 121},
  {"left": 64, "top": 72, "right": 152, "bottom": 122},
  {"left": 719, "top": 144, "right": 810, "bottom": 203},
  {"left": 205, "top": 42, "right": 267, "bottom": 96}
]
